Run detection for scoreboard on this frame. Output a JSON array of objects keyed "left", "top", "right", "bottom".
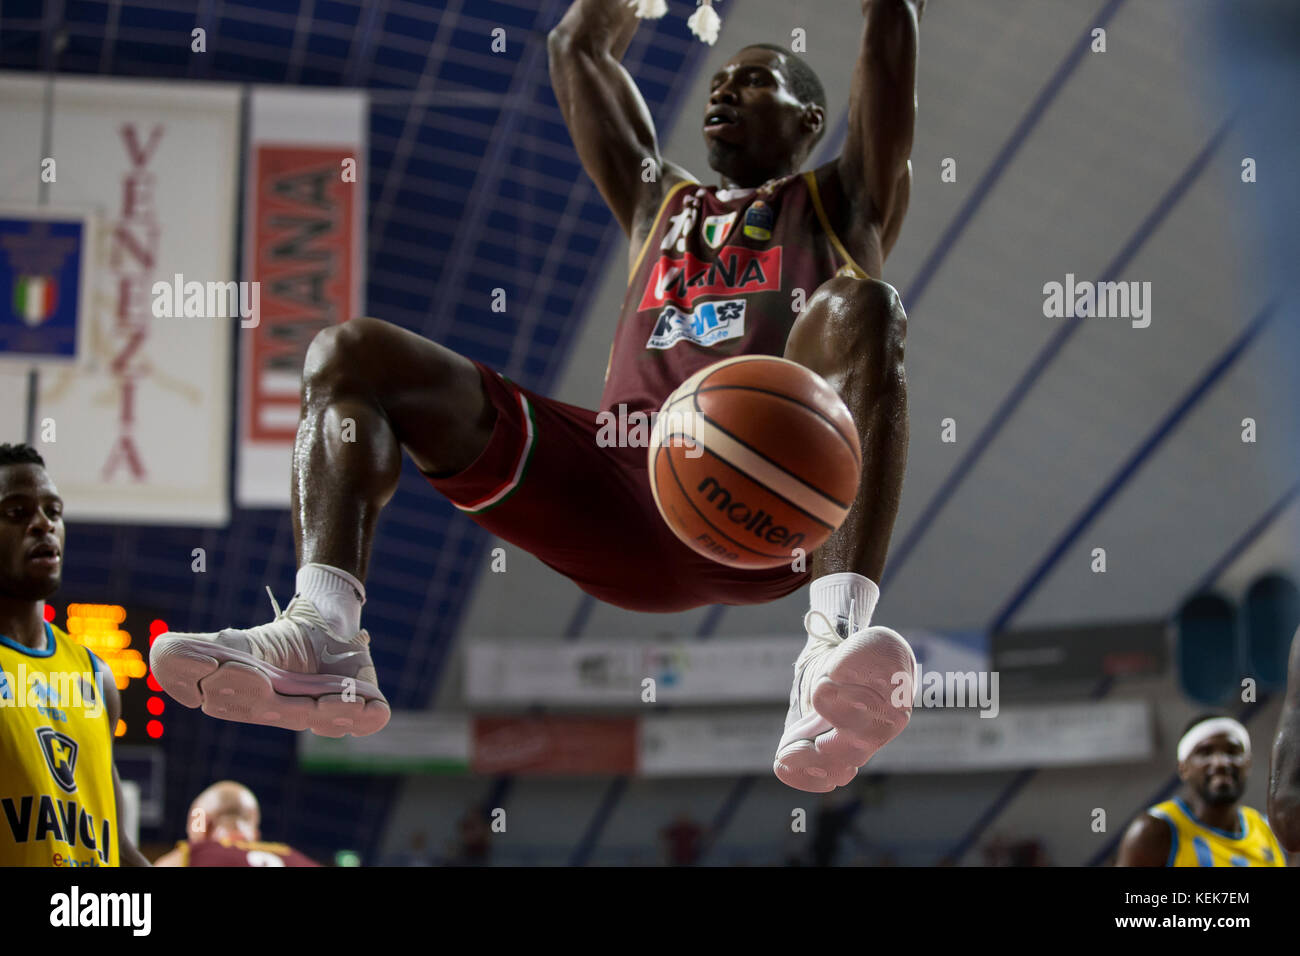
[{"left": 48, "top": 602, "right": 170, "bottom": 745}]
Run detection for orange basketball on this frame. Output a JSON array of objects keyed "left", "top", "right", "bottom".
[{"left": 648, "top": 356, "right": 862, "bottom": 570}]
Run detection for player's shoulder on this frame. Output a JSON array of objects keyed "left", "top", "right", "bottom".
[
  {"left": 49, "top": 623, "right": 99, "bottom": 665},
  {"left": 47, "top": 622, "right": 78, "bottom": 655},
  {"left": 628, "top": 165, "right": 698, "bottom": 261},
  {"left": 1147, "top": 799, "right": 1180, "bottom": 822},
  {"left": 647, "top": 164, "right": 698, "bottom": 210},
  {"left": 1118, "top": 809, "right": 1174, "bottom": 866},
  {"left": 807, "top": 158, "right": 847, "bottom": 206},
  {"left": 1139, "top": 804, "right": 1179, "bottom": 842},
  {"left": 1241, "top": 804, "right": 1272, "bottom": 832}
]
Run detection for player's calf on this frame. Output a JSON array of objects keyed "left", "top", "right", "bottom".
[{"left": 294, "top": 317, "right": 495, "bottom": 584}]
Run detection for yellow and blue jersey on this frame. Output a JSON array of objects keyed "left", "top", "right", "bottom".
[
  {"left": 1149, "top": 798, "right": 1286, "bottom": 867},
  {"left": 0, "top": 622, "right": 119, "bottom": 867}
]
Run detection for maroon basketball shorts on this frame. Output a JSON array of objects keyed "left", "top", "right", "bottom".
[{"left": 425, "top": 362, "right": 809, "bottom": 614}]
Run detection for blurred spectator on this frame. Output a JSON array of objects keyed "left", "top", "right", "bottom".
[
  {"left": 661, "top": 811, "right": 706, "bottom": 866},
  {"left": 982, "top": 833, "right": 1050, "bottom": 866},
  {"left": 810, "top": 791, "right": 862, "bottom": 867},
  {"left": 783, "top": 827, "right": 807, "bottom": 866},
  {"left": 451, "top": 805, "right": 492, "bottom": 866},
  {"left": 387, "top": 830, "right": 435, "bottom": 867}
]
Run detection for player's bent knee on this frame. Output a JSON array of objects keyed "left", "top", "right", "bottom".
[
  {"left": 834, "top": 278, "right": 906, "bottom": 358},
  {"left": 788, "top": 278, "right": 906, "bottom": 378},
  {"left": 302, "top": 317, "right": 395, "bottom": 395}
]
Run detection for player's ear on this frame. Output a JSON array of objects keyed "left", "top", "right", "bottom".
[{"left": 803, "top": 103, "right": 824, "bottom": 139}]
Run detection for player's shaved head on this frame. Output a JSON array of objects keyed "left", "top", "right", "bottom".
[{"left": 189, "top": 780, "right": 261, "bottom": 843}]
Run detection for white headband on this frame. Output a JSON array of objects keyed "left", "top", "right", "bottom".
[{"left": 1177, "top": 717, "right": 1250, "bottom": 763}]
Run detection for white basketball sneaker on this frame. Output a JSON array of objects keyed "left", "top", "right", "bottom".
[
  {"left": 774, "top": 607, "right": 917, "bottom": 793},
  {"left": 150, "top": 588, "right": 390, "bottom": 738}
]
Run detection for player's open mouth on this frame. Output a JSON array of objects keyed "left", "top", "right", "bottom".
[
  {"left": 705, "top": 107, "right": 740, "bottom": 132},
  {"left": 27, "top": 543, "right": 60, "bottom": 567}
]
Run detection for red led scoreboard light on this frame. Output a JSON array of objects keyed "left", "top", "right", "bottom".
[{"left": 51, "top": 603, "right": 168, "bottom": 744}]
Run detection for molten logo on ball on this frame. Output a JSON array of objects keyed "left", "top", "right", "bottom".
[
  {"left": 649, "top": 355, "right": 862, "bottom": 570},
  {"left": 697, "top": 477, "right": 805, "bottom": 549}
]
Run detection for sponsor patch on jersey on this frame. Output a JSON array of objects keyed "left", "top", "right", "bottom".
[
  {"left": 639, "top": 247, "right": 781, "bottom": 311},
  {"left": 743, "top": 201, "right": 774, "bottom": 241},
  {"left": 36, "top": 727, "right": 79, "bottom": 794},
  {"left": 646, "top": 299, "right": 746, "bottom": 350},
  {"left": 701, "top": 212, "right": 737, "bottom": 249}
]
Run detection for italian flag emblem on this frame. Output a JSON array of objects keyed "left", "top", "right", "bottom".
[
  {"left": 13, "top": 275, "right": 58, "bottom": 326},
  {"left": 701, "top": 212, "right": 737, "bottom": 249}
]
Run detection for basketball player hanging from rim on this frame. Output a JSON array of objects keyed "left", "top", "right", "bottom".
[{"left": 151, "top": 0, "right": 926, "bottom": 793}]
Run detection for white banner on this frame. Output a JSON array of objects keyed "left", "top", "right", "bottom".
[
  {"left": 0, "top": 74, "right": 240, "bottom": 524},
  {"left": 465, "top": 631, "right": 990, "bottom": 706},
  {"left": 466, "top": 638, "right": 795, "bottom": 705},
  {"left": 638, "top": 700, "right": 1153, "bottom": 775},
  {"left": 237, "top": 88, "right": 367, "bottom": 507}
]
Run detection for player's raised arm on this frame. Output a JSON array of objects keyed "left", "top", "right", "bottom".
[
  {"left": 548, "top": 0, "right": 688, "bottom": 242},
  {"left": 1269, "top": 626, "right": 1300, "bottom": 851},
  {"left": 838, "top": 0, "right": 922, "bottom": 243}
]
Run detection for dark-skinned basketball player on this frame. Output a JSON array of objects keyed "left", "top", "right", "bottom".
[
  {"left": 152, "top": 0, "right": 925, "bottom": 793},
  {"left": 1116, "top": 713, "right": 1286, "bottom": 867},
  {"left": 0, "top": 443, "right": 150, "bottom": 866},
  {"left": 1268, "top": 625, "right": 1300, "bottom": 851}
]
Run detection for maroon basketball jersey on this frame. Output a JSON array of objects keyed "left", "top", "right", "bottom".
[
  {"left": 184, "top": 837, "right": 319, "bottom": 867},
  {"left": 600, "top": 170, "right": 867, "bottom": 416}
]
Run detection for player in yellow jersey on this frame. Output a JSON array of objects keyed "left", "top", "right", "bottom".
[
  {"left": 1117, "top": 712, "right": 1286, "bottom": 867},
  {"left": 0, "top": 443, "right": 149, "bottom": 867}
]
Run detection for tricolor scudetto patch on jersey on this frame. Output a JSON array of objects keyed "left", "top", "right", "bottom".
[{"left": 701, "top": 212, "right": 736, "bottom": 249}]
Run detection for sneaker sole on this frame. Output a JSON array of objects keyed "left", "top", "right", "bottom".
[
  {"left": 151, "top": 636, "right": 390, "bottom": 738},
  {"left": 773, "top": 628, "right": 917, "bottom": 792},
  {"left": 812, "top": 628, "right": 916, "bottom": 748},
  {"left": 774, "top": 739, "right": 859, "bottom": 792}
]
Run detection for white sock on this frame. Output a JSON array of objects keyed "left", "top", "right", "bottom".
[
  {"left": 295, "top": 563, "right": 365, "bottom": 637},
  {"left": 810, "top": 572, "right": 880, "bottom": 635}
]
